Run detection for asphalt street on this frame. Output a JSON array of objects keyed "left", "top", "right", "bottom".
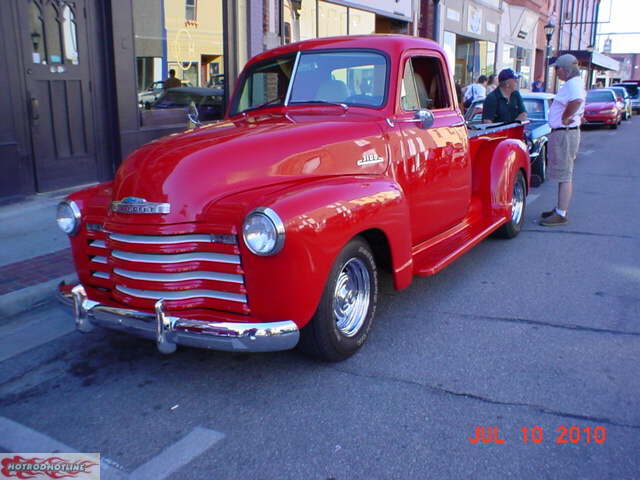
[{"left": 1, "top": 117, "right": 639, "bottom": 480}]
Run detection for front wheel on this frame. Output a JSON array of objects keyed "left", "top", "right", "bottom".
[
  {"left": 495, "top": 171, "right": 526, "bottom": 239},
  {"left": 299, "top": 238, "right": 378, "bottom": 362}
]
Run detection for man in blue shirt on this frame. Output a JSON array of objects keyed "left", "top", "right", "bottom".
[{"left": 482, "top": 69, "right": 528, "bottom": 124}]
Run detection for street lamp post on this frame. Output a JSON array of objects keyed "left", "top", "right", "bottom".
[{"left": 543, "top": 22, "right": 555, "bottom": 92}]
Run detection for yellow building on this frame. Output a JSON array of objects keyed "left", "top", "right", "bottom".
[{"left": 164, "top": 0, "right": 225, "bottom": 87}]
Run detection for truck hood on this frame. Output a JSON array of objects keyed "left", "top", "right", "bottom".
[{"left": 110, "top": 111, "right": 389, "bottom": 225}]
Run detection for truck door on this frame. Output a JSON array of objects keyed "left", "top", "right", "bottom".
[{"left": 395, "top": 53, "right": 470, "bottom": 244}]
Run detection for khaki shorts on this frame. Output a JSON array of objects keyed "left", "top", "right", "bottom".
[{"left": 548, "top": 129, "right": 580, "bottom": 183}]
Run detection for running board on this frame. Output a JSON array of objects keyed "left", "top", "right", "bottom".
[{"left": 412, "top": 217, "right": 506, "bottom": 277}]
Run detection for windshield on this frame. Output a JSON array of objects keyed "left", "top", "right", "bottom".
[
  {"left": 586, "top": 91, "right": 615, "bottom": 103},
  {"left": 614, "top": 84, "right": 639, "bottom": 98},
  {"left": 523, "top": 98, "right": 546, "bottom": 120},
  {"left": 610, "top": 87, "right": 626, "bottom": 98},
  {"left": 232, "top": 50, "right": 387, "bottom": 114}
]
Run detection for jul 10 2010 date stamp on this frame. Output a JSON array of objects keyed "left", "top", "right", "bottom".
[{"left": 468, "top": 426, "right": 607, "bottom": 445}]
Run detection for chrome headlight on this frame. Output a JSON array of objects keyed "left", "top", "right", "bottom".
[
  {"left": 242, "top": 207, "right": 285, "bottom": 256},
  {"left": 56, "top": 200, "right": 81, "bottom": 235}
]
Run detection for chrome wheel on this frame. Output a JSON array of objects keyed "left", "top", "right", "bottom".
[
  {"left": 511, "top": 177, "right": 525, "bottom": 225},
  {"left": 333, "top": 258, "right": 371, "bottom": 337}
]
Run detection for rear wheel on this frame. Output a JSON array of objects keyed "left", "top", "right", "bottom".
[
  {"left": 496, "top": 171, "right": 526, "bottom": 239},
  {"left": 299, "top": 238, "right": 378, "bottom": 362}
]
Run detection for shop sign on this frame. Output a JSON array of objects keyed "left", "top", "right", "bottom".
[
  {"left": 447, "top": 8, "right": 460, "bottom": 22},
  {"left": 468, "top": 4, "right": 483, "bottom": 35}
]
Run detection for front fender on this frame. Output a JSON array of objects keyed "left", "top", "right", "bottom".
[
  {"left": 489, "top": 139, "right": 530, "bottom": 218},
  {"left": 211, "top": 176, "right": 412, "bottom": 328}
]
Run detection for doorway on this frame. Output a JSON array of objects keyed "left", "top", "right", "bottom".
[{"left": 20, "top": 0, "right": 99, "bottom": 192}]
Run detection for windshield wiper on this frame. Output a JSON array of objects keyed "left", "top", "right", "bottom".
[
  {"left": 290, "top": 100, "right": 349, "bottom": 111},
  {"left": 241, "top": 96, "right": 285, "bottom": 113}
]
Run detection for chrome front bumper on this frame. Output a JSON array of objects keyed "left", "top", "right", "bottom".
[{"left": 58, "top": 284, "right": 300, "bottom": 354}]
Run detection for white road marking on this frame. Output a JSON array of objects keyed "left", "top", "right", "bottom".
[
  {"left": 581, "top": 149, "right": 595, "bottom": 155},
  {"left": 0, "top": 416, "right": 127, "bottom": 480},
  {"left": 0, "top": 309, "right": 75, "bottom": 363},
  {"left": 0, "top": 417, "right": 224, "bottom": 480},
  {"left": 130, "top": 426, "right": 225, "bottom": 480}
]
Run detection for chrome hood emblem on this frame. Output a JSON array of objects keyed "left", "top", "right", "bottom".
[{"left": 111, "top": 197, "right": 171, "bottom": 214}]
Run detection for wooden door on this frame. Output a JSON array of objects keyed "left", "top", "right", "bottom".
[{"left": 20, "top": 0, "right": 98, "bottom": 191}]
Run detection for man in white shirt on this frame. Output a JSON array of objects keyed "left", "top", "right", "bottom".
[
  {"left": 540, "top": 54, "right": 586, "bottom": 226},
  {"left": 463, "top": 75, "right": 488, "bottom": 109}
]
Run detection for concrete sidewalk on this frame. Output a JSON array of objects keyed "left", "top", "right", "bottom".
[{"left": 0, "top": 188, "right": 83, "bottom": 320}]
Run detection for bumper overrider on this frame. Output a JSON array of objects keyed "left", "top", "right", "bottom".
[{"left": 58, "top": 283, "right": 300, "bottom": 354}]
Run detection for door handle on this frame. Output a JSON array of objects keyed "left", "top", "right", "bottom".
[{"left": 30, "top": 97, "right": 40, "bottom": 121}]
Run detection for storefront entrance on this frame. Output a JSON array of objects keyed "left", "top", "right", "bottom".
[
  {"left": 19, "top": 0, "right": 99, "bottom": 192},
  {"left": 453, "top": 35, "right": 495, "bottom": 87}
]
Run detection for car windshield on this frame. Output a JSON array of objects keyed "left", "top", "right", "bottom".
[
  {"left": 155, "top": 91, "right": 203, "bottom": 107},
  {"left": 610, "top": 88, "right": 626, "bottom": 98},
  {"left": 586, "top": 91, "right": 614, "bottom": 103},
  {"left": 523, "top": 98, "right": 546, "bottom": 120},
  {"left": 232, "top": 50, "right": 388, "bottom": 114},
  {"left": 615, "top": 84, "right": 639, "bottom": 98}
]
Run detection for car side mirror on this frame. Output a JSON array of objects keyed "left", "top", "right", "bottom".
[{"left": 187, "top": 101, "right": 202, "bottom": 129}]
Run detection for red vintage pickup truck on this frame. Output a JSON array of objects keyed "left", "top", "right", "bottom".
[{"left": 57, "top": 35, "right": 529, "bottom": 361}]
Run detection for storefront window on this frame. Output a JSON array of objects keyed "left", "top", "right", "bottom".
[
  {"left": 318, "top": 1, "right": 347, "bottom": 37},
  {"left": 349, "top": 8, "right": 375, "bottom": 35},
  {"left": 502, "top": 44, "right": 532, "bottom": 89},
  {"left": 133, "top": 0, "right": 225, "bottom": 127},
  {"left": 283, "top": 0, "right": 316, "bottom": 43}
]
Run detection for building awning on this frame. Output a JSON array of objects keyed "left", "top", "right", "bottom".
[{"left": 551, "top": 50, "right": 620, "bottom": 72}]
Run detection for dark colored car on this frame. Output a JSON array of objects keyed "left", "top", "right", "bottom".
[
  {"left": 138, "top": 80, "right": 194, "bottom": 107},
  {"left": 464, "top": 92, "right": 554, "bottom": 183},
  {"left": 140, "top": 87, "right": 225, "bottom": 126},
  {"left": 583, "top": 89, "right": 622, "bottom": 129},
  {"left": 612, "top": 82, "right": 640, "bottom": 113}
]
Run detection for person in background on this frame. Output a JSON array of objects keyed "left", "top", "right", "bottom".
[
  {"left": 540, "top": 54, "right": 586, "bottom": 227},
  {"left": 595, "top": 79, "right": 605, "bottom": 88},
  {"left": 486, "top": 74, "right": 498, "bottom": 94},
  {"left": 482, "top": 68, "right": 528, "bottom": 124},
  {"left": 532, "top": 78, "right": 544, "bottom": 92},
  {"left": 165, "top": 69, "right": 182, "bottom": 90},
  {"left": 463, "top": 75, "right": 488, "bottom": 109}
]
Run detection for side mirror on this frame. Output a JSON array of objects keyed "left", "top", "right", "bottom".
[
  {"left": 187, "top": 100, "right": 202, "bottom": 129},
  {"left": 415, "top": 109, "right": 435, "bottom": 129}
]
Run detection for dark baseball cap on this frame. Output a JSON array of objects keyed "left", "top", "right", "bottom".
[{"left": 498, "top": 68, "right": 521, "bottom": 82}]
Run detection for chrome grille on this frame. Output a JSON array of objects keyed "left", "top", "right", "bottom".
[{"left": 107, "top": 231, "right": 248, "bottom": 313}]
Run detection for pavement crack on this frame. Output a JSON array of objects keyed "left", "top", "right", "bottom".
[
  {"left": 435, "top": 311, "right": 640, "bottom": 337},
  {"left": 522, "top": 229, "right": 637, "bottom": 240},
  {"left": 329, "top": 366, "right": 640, "bottom": 430}
]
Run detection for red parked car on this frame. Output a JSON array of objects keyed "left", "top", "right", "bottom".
[
  {"left": 583, "top": 89, "right": 622, "bottom": 129},
  {"left": 56, "top": 35, "right": 530, "bottom": 361}
]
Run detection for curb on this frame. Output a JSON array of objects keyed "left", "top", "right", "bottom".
[{"left": 0, "top": 274, "right": 77, "bottom": 319}]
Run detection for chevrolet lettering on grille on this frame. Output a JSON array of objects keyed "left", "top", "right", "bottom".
[{"left": 111, "top": 197, "right": 171, "bottom": 214}]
